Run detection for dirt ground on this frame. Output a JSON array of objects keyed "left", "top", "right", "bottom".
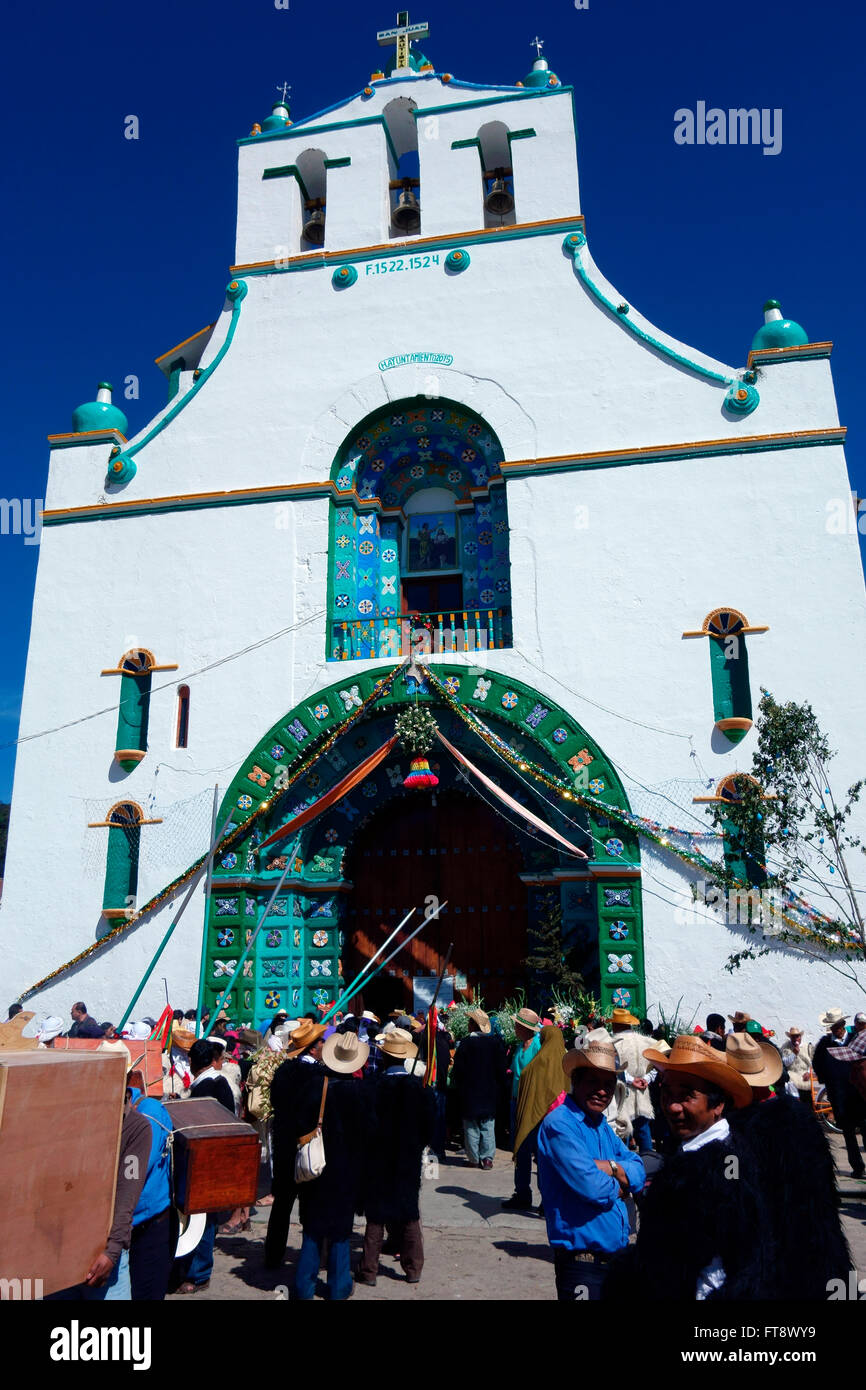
[{"left": 168, "top": 1134, "right": 866, "bottom": 1302}]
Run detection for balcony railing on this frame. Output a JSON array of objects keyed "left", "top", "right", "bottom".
[{"left": 330, "top": 609, "right": 512, "bottom": 661}]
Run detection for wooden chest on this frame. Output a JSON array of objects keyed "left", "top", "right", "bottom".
[
  {"left": 0, "top": 1050, "right": 127, "bottom": 1297},
  {"left": 167, "top": 1098, "right": 260, "bottom": 1214},
  {"left": 52, "top": 1036, "right": 165, "bottom": 1097}
]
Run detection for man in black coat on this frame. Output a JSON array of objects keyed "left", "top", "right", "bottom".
[
  {"left": 603, "top": 1035, "right": 769, "bottom": 1301},
  {"left": 265, "top": 1019, "right": 327, "bottom": 1268},
  {"left": 356, "top": 1028, "right": 436, "bottom": 1287},
  {"left": 286, "top": 1028, "right": 372, "bottom": 1301},
  {"left": 724, "top": 1033, "right": 852, "bottom": 1297},
  {"left": 451, "top": 1009, "right": 507, "bottom": 1168}
]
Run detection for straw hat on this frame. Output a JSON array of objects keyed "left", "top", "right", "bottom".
[
  {"left": 643, "top": 1033, "right": 752, "bottom": 1108},
  {"left": 653, "top": 1038, "right": 672, "bottom": 1056},
  {"left": 727, "top": 1011, "right": 752, "bottom": 1027},
  {"left": 563, "top": 1037, "right": 619, "bottom": 1078},
  {"left": 725, "top": 1032, "right": 783, "bottom": 1088},
  {"left": 321, "top": 1031, "right": 369, "bottom": 1074},
  {"left": 285, "top": 1018, "right": 326, "bottom": 1057},
  {"left": 585, "top": 1026, "right": 614, "bottom": 1044},
  {"left": 377, "top": 1027, "right": 418, "bottom": 1061},
  {"left": 819, "top": 1007, "right": 848, "bottom": 1028},
  {"left": 360, "top": 1010, "right": 380, "bottom": 1024},
  {"left": 171, "top": 1027, "right": 197, "bottom": 1053},
  {"left": 468, "top": 1008, "right": 491, "bottom": 1034},
  {"left": 513, "top": 1007, "right": 540, "bottom": 1036},
  {"left": 785, "top": 1027, "right": 803, "bottom": 1039},
  {"left": 611, "top": 1007, "right": 640, "bottom": 1027}
]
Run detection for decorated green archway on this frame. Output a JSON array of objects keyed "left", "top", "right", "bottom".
[{"left": 202, "top": 663, "right": 645, "bottom": 1026}]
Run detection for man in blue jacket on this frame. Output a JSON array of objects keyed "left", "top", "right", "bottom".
[
  {"left": 537, "top": 1036, "right": 646, "bottom": 1301},
  {"left": 127, "top": 1078, "right": 175, "bottom": 1300}
]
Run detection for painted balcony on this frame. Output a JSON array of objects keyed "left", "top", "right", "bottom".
[{"left": 330, "top": 608, "right": 513, "bottom": 661}]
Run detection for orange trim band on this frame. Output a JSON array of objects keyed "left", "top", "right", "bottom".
[
  {"left": 47, "top": 429, "right": 127, "bottom": 444},
  {"left": 229, "top": 215, "right": 584, "bottom": 273},
  {"left": 500, "top": 428, "right": 847, "bottom": 474},
  {"left": 747, "top": 341, "right": 833, "bottom": 368},
  {"left": 154, "top": 323, "right": 216, "bottom": 367}
]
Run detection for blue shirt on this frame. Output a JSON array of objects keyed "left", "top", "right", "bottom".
[
  {"left": 537, "top": 1096, "right": 646, "bottom": 1253},
  {"left": 511, "top": 1033, "right": 541, "bottom": 1099},
  {"left": 128, "top": 1087, "right": 173, "bottom": 1225}
]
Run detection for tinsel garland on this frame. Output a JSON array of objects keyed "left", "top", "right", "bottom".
[
  {"left": 423, "top": 667, "right": 861, "bottom": 953},
  {"left": 19, "top": 663, "right": 405, "bottom": 1000}
]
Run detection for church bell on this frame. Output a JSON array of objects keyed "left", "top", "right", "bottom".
[
  {"left": 484, "top": 169, "right": 514, "bottom": 217},
  {"left": 302, "top": 200, "right": 326, "bottom": 246},
  {"left": 391, "top": 180, "right": 421, "bottom": 233}
]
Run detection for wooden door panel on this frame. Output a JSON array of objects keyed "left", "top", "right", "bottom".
[{"left": 345, "top": 789, "right": 527, "bottom": 1010}]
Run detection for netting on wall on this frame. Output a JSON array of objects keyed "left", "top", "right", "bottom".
[{"left": 81, "top": 788, "right": 217, "bottom": 882}]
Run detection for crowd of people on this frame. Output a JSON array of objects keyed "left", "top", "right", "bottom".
[{"left": 10, "top": 992, "right": 866, "bottom": 1301}]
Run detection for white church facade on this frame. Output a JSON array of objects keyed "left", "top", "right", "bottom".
[{"left": 5, "top": 20, "right": 866, "bottom": 1030}]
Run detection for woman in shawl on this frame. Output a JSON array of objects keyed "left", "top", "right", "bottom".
[{"left": 511, "top": 1025, "right": 567, "bottom": 1211}]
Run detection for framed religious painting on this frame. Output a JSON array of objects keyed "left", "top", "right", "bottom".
[{"left": 406, "top": 512, "right": 458, "bottom": 572}]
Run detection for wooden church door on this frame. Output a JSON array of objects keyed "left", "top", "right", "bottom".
[{"left": 345, "top": 787, "right": 528, "bottom": 1016}]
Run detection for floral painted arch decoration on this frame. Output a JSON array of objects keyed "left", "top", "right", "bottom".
[
  {"left": 326, "top": 398, "right": 513, "bottom": 661},
  {"left": 205, "top": 664, "right": 646, "bottom": 1029}
]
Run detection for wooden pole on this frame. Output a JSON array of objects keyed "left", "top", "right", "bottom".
[
  {"left": 319, "top": 906, "right": 416, "bottom": 1024},
  {"left": 119, "top": 789, "right": 233, "bottom": 1032},
  {"left": 208, "top": 854, "right": 296, "bottom": 1026},
  {"left": 409, "top": 939, "right": 453, "bottom": 1079},
  {"left": 195, "top": 784, "right": 221, "bottom": 1035}
]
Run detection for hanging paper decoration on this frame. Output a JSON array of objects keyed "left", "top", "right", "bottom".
[
  {"left": 395, "top": 706, "right": 440, "bottom": 788},
  {"left": 436, "top": 728, "right": 587, "bottom": 858}
]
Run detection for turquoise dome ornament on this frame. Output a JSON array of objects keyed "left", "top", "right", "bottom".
[
  {"left": 261, "top": 99, "right": 292, "bottom": 133},
  {"left": 519, "top": 39, "right": 560, "bottom": 89},
  {"left": 71, "top": 382, "right": 128, "bottom": 435},
  {"left": 751, "top": 300, "right": 809, "bottom": 351}
]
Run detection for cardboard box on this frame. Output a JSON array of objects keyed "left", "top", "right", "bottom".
[{"left": 0, "top": 1050, "right": 127, "bottom": 1297}]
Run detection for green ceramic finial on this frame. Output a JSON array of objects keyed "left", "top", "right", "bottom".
[
  {"left": 71, "top": 382, "right": 129, "bottom": 435},
  {"left": 751, "top": 300, "right": 809, "bottom": 351}
]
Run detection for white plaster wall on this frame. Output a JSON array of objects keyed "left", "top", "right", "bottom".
[
  {"left": 43, "top": 232, "right": 848, "bottom": 517},
  {"left": 8, "top": 71, "right": 865, "bottom": 1029}
]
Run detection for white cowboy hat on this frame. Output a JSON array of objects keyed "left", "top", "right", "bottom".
[
  {"left": 725, "top": 1032, "right": 783, "bottom": 1088},
  {"left": 321, "top": 1031, "right": 369, "bottom": 1074},
  {"left": 376, "top": 1027, "right": 418, "bottom": 1061},
  {"left": 819, "top": 1007, "right": 848, "bottom": 1028}
]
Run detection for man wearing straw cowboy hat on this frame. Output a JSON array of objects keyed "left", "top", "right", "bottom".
[
  {"left": 603, "top": 1034, "right": 768, "bottom": 1301},
  {"left": 610, "top": 1005, "right": 655, "bottom": 1154},
  {"left": 725, "top": 1031, "right": 852, "bottom": 1298},
  {"left": 355, "top": 1027, "right": 436, "bottom": 1287},
  {"left": 536, "top": 1035, "right": 646, "bottom": 1300},
  {"left": 452, "top": 1007, "right": 508, "bottom": 1170},
  {"left": 819, "top": 1008, "right": 866, "bottom": 1179},
  {"left": 264, "top": 1017, "right": 328, "bottom": 1270},
  {"left": 288, "top": 1028, "right": 371, "bottom": 1300}
]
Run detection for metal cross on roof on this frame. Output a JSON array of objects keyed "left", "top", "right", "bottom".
[
  {"left": 530, "top": 36, "right": 545, "bottom": 57},
  {"left": 276, "top": 82, "right": 291, "bottom": 104},
  {"left": 377, "top": 10, "right": 430, "bottom": 72}
]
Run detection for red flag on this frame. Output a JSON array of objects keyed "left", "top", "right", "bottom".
[
  {"left": 149, "top": 1004, "right": 173, "bottom": 1051},
  {"left": 424, "top": 1006, "right": 438, "bottom": 1088}
]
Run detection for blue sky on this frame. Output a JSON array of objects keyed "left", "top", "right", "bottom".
[{"left": 1, "top": 0, "right": 864, "bottom": 801}]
